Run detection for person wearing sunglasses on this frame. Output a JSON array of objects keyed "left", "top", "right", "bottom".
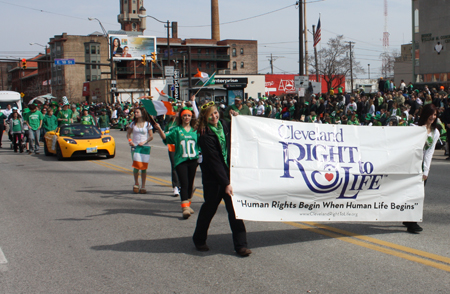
[
  {"left": 193, "top": 102, "right": 251, "bottom": 257},
  {"left": 154, "top": 104, "right": 199, "bottom": 219},
  {"left": 223, "top": 97, "right": 251, "bottom": 123}
]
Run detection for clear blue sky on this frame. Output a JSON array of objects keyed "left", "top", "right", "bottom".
[{"left": 0, "top": 0, "right": 412, "bottom": 78}]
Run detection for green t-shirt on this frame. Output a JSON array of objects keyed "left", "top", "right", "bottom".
[
  {"left": 12, "top": 119, "right": 22, "bottom": 132},
  {"left": 43, "top": 115, "right": 58, "bottom": 132},
  {"left": 98, "top": 115, "right": 110, "bottom": 128},
  {"left": 81, "top": 115, "right": 95, "bottom": 125},
  {"left": 0, "top": 112, "right": 6, "bottom": 125},
  {"left": 163, "top": 125, "right": 199, "bottom": 167},
  {"left": 27, "top": 110, "right": 44, "bottom": 130},
  {"left": 57, "top": 109, "right": 73, "bottom": 126},
  {"left": 71, "top": 110, "right": 80, "bottom": 122}
]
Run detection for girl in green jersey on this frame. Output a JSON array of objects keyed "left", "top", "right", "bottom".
[{"left": 154, "top": 107, "right": 199, "bottom": 219}]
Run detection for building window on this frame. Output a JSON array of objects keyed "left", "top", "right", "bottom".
[
  {"left": 91, "top": 46, "right": 96, "bottom": 54},
  {"left": 97, "top": 46, "right": 100, "bottom": 54},
  {"left": 240, "top": 48, "right": 244, "bottom": 55},
  {"left": 205, "top": 49, "right": 209, "bottom": 55},
  {"left": 206, "top": 62, "right": 210, "bottom": 69},
  {"left": 86, "top": 75, "right": 90, "bottom": 81},
  {"left": 86, "top": 64, "right": 90, "bottom": 70},
  {"left": 232, "top": 61, "right": 237, "bottom": 70},
  {"left": 92, "top": 75, "right": 97, "bottom": 81},
  {"left": 232, "top": 48, "right": 237, "bottom": 57},
  {"left": 85, "top": 46, "right": 89, "bottom": 54},
  {"left": 91, "top": 61, "right": 96, "bottom": 69},
  {"left": 414, "top": 9, "right": 419, "bottom": 33},
  {"left": 197, "top": 48, "right": 202, "bottom": 54},
  {"left": 198, "top": 62, "right": 202, "bottom": 68},
  {"left": 240, "top": 62, "right": 244, "bottom": 68}
]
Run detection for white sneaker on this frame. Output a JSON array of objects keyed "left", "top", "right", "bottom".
[{"left": 173, "top": 186, "right": 180, "bottom": 197}]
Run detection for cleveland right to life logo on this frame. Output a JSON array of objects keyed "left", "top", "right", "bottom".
[{"left": 278, "top": 124, "right": 386, "bottom": 199}]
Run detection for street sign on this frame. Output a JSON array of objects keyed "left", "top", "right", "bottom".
[
  {"left": 54, "top": 59, "right": 75, "bottom": 65},
  {"left": 173, "top": 70, "right": 180, "bottom": 101},
  {"left": 165, "top": 66, "right": 174, "bottom": 77},
  {"left": 20, "top": 92, "right": 25, "bottom": 98},
  {"left": 294, "top": 75, "right": 309, "bottom": 88},
  {"left": 166, "top": 77, "right": 174, "bottom": 84}
]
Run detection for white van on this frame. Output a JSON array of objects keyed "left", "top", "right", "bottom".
[{"left": 0, "top": 91, "right": 22, "bottom": 115}]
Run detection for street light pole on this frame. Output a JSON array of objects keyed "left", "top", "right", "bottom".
[
  {"left": 30, "top": 43, "right": 50, "bottom": 94},
  {"left": 139, "top": 15, "right": 170, "bottom": 70},
  {"left": 88, "top": 17, "right": 112, "bottom": 103},
  {"left": 368, "top": 64, "right": 370, "bottom": 79}
]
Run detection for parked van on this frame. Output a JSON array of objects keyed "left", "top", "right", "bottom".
[{"left": 0, "top": 91, "right": 22, "bottom": 114}]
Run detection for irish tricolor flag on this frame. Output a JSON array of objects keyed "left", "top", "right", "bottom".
[
  {"left": 132, "top": 146, "right": 151, "bottom": 170},
  {"left": 141, "top": 99, "right": 176, "bottom": 116},
  {"left": 193, "top": 68, "right": 209, "bottom": 83}
]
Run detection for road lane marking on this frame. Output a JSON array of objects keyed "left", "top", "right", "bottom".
[
  {"left": 286, "top": 222, "right": 450, "bottom": 273},
  {"left": 306, "top": 222, "right": 450, "bottom": 265},
  {"left": 0, "top": 247, "right": 7, "bottom": 264},
  {"left": 90, "top": 160, "right": 450, "bottom": 272},
  {"left": 89, "top": 161, "right": 204, "bottom": 198}
]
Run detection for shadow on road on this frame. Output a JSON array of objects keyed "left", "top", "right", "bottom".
[{"left": 90, "top": 224, "right": 407, "bottom": 257}]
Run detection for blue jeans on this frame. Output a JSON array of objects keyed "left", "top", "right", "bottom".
[
  {"left": 28, "top": 129, "right": 41, "bottom": 153},
  {"left": 100, "top": 127, "right": 109, "bottom": 132}
]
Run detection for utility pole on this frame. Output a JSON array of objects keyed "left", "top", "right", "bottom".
[
  {"left": 267, "top": 54, "right": 282, "bottom": 74},
  {"left": 304, "top": 0, "right": 308, "bottom": 75},
  {"left": 347, "top": 41, "right": 355, "bottom": 93},
  {"left": 312, "top": 25, "right": 319, "bottom": 83},
  {"left": 297, "top": 1, "right": 303, "bottom": 75}
]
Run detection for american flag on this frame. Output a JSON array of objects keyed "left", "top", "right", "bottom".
[{"left": 314, "top": 18, "right": 321, "bottom": 47}]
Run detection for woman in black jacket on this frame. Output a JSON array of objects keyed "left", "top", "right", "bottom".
[{"left": 192, "top": 103, "right": 251, "bottom": 257}]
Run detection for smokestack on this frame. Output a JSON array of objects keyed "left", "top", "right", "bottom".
[
  {"left": 172, "top": 22, "right": 178, "bottom": 39},
  {"left": 211, "top": 0, "right": 220, "bottom": 41}
]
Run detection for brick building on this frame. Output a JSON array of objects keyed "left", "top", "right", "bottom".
[
  {"left": 48, "top": 32, "right": 109, "bottom": 103},
  {"left": 0, "top": 61, "right": 16, "bottom": 91}
]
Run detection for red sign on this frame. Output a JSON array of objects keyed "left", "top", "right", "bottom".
[
  {"left": 265, "top": 74, "right": 345, "bottom": 95},
  {"left": 82, "top": 82, "right": 90, "bottom": 96}
]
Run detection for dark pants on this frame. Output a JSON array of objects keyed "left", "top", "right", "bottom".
[
  {"left": 168, "top": 151, "right": 180, "bottom": 188},
  {"left": 193, "top": 182, "right": 247, "bottom": 251},
  {"left": 175, "top": 159, "right": 198, "bottom": 202},
  {"left": 0, "top": 124, "right": 4, "bottom": 146},
  {"left": 13, "top": 133, "right": 23, "bottom": 152}
]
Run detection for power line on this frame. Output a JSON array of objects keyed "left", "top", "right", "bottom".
[{"left": 179, "top": 4, "right": 296, "bottom": 28}]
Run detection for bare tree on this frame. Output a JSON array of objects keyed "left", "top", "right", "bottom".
[
  {"left": 308, "top": 35, "right": 364, "bottom": 92},
  {"left": 380, "top": 49, "right": 400, "bottom": 79}
]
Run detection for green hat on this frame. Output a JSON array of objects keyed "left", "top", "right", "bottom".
[
  {"left": 374, "top": 114, "right": 381, "bottom": 120},
  {"left": 23, "top": 108, "right": 30, "bottom": 113},
  {"left": 365, "top": 113, "right": 373, "bottom": 120},
  {"left": 101, "top": 109, "right": 107, "bottom": 112},
  {"left": 304, "top": 101, "right": 309, "bottom": 105}
]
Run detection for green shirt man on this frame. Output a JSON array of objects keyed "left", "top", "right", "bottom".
[
  {"left": 57, "top": 106, "right": 73, "bottom": 126},
  {"left": 27, "top": 110, "right": 44, "bottom": 130}
]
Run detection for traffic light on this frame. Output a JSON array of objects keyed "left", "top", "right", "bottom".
[
  {"left": 141, "top": 54, "right": 147, "bottom": 66},
  {"left": 22, "top": 58, "right": 27, "bottom": 69},
  {"left": 151, "top": 52, "right": 157, "bottom": 63}
]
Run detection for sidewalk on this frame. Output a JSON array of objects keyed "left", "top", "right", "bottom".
[{"left": 432, "top": 149, "right": 449, "bottom": 161}]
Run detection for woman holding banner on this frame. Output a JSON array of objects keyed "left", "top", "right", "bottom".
[
  {"left": 154, "top": 105, "right": 199, "bottom": 219},
  {"left": 192, "top": 103, "right": 251, "bottom": 257},
  {"left": 127, "top": 107, "right": 153, "bottom": 194},
  {"left": 403, "top": 103, "right": 439, "bottom": 234}
]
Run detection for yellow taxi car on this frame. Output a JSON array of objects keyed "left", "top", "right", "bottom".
[{"left": 44, "top": 124, "right": 115, "bottom": 160}]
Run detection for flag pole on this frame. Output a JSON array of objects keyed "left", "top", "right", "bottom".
[{"left": 194, "top": 71, "right": 216, "bottom": 96}]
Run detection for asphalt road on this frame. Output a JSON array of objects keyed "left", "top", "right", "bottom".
[{"left": 0, "top": 129, "right": 449, "bottom": 294}]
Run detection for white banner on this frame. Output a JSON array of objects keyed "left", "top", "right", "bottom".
[{"left": 231, "top": 116, "right": 427, "bottom": 222}]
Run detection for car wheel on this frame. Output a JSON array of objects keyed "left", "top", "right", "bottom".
[
  {"left": 44, "top": 140, "right": 51, "bottom": 156},
  {"left": 106, "top": 148, "right": 116, "bottom": 159},
  {"left": 56, "top": 143, "right": 64, "bottom": 161}
]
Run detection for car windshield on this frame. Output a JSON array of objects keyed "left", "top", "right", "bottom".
[
  {"left": 59, "top": 125, "right": 102, "bottom": 139},
  {"left": 0, "top": 101, "right": 19, "bottom": 111}
]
